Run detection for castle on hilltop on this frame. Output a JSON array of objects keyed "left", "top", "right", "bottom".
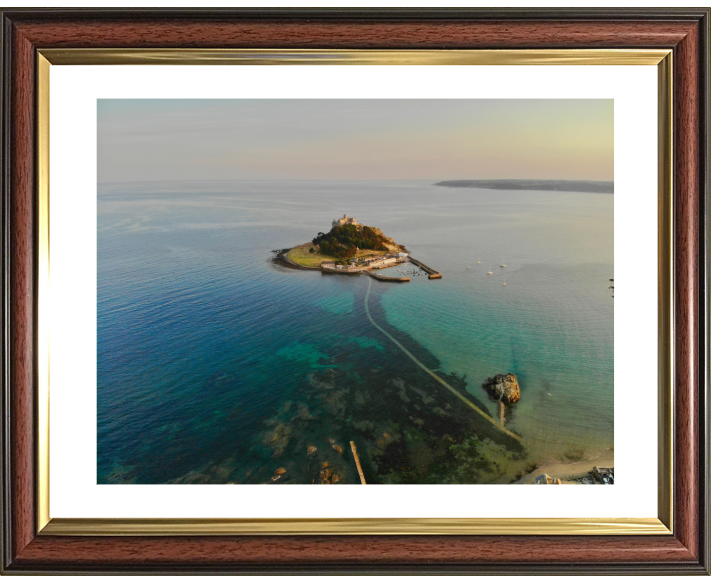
[{"left": 332, "top": 214, "right": 359, "bottom": 227}]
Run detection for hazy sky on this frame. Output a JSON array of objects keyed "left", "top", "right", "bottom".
[{"left": 97, "top": 99, "right": 613, "bottom": 183}]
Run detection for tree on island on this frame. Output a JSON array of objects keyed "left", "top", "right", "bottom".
[{"left": 312, "top": 224, "right": 389, "bottom": 259}]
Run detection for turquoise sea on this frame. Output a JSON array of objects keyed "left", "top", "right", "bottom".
[{"left": 97, "top": 180, "right": 613, "bottom": 484}]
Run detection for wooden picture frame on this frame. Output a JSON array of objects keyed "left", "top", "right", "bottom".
[{"left": 1, "top": 8, "right": 709, "bottom": 574}]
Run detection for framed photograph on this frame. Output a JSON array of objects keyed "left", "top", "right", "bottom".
[{"left": 1, "top": 8, "right": 709, "bottom": 575}]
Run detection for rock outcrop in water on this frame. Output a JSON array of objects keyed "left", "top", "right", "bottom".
[{"left": 483, "top": 373, "right": 521, "bottom": 404}]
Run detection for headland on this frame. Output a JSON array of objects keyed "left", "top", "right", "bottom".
[{"left": 434, "top": 179, "right": 614, "bottom": 194}]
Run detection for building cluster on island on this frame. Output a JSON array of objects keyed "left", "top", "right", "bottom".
[
  {"left": 320, "top": 252, "right": 408, "bottom": 272},
  {"left": 319, "top": 215, "right": 410, "bottom": 272},
  {"left": 331, "top": 214, "right": 359, "bottom": 227}
]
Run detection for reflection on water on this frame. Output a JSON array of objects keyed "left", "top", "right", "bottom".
[{"left": 97, "top": 180, "right": 613, "bottom": 484}]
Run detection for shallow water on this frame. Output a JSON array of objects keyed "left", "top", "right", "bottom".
[{"left": 97, "top": 180, "right": 613, "bottom": 484}]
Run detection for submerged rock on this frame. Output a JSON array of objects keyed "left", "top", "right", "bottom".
[
  {"left": 332, "top": 444, "right": 343, "bottom": 454},
  {"left": 271, "top": 475, "right": 282, "bottom": 482},
  {"left": 293, "top": 403, "right": 315, "bottom": 421},
  {"left": 483, "top": 373, "right": 521, "bottom": 404},
  {"left": 319, "top": 467, "right": 332, "bottom": 484},
  {"left": 274, "top": 467, "right": 287, "bottom": 475},
  {"left": 307, "top": 445, "right": 318, "bottom": 455},
  {"left": 263, "top": 423, "right": 291, "bottom": 457}
]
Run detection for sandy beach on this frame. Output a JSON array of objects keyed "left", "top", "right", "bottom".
[{"left": 513, "top": 449, "right": 614, "bottom": 484}]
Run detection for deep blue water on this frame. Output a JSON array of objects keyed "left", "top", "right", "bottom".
[{"left": 97, "top": 180, "right": 613, "bottom": 484}]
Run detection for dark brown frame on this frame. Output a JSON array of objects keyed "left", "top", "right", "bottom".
[{"left": 0, "top": 8, "right": 710, "bottom": 575}]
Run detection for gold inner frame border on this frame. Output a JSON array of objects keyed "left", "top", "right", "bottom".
[{"left": 36, "top": 48, "right": 673, "bottom": 536}]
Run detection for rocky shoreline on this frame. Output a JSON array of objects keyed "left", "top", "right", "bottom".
[
  {"left": 271, "top": 248, "right": 322, "bottom": 271},
  {"left": 513, "top": 450, "right": 615, "bottom": 484}
]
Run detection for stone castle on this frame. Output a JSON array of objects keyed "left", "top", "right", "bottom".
[{"left": 332, "top": 214, "right": 359, "bottom": 227}]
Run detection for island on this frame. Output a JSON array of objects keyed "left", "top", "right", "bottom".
[
  {"left": 274, "top": 214, "right": 441, "bottom": 280},
  {"left": 434, "top": 179, "right": 614, "bottom": 194}
]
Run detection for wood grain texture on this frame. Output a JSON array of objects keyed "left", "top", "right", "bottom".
[
  {"left": 12, "top": 19, "right": 696, "bottom": 49},
  {"left": 8, "top": 21, "right": 36, "bottom": 562},
  {"left": 11, "top": 535, "right": 697, "bottom": 566},
  {"left": 1, "top": 9, "right": 709, "bottom": 574},
  {"left": 673, "top": 20, "right": 703, "bottom": 565}
]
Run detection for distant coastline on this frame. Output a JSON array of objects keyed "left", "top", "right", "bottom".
[{"left": 434, "top": 179, "right": 614, "bottom": 194}]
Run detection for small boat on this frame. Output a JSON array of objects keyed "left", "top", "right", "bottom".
[
  {"left": 477, "top": 261, "right": 482, "bottom": 264},
  {"left": 467, "top": 266, "right": 471, "bottom": 269},
  {"left": 487, "top": 265, "right": 493, "bottom": 275},
  {"left": 503, "top": 282, "right": 507, "bottom": 286},
  {"left": 500, "top": 264, "right": 507, "bottom": 268}
]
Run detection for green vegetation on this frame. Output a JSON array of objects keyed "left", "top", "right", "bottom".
[
  {"left": 312, "top": 224, "right": 389, "bottom": 259},
  {"left": 286, "top": 244, "right": 333, "bottom": 267},
  {"left": 284, "top": 222, "right": 398, "bottom": 268},
  {"left": 286, "top": 244, "right": 388, "bottom": 269}
]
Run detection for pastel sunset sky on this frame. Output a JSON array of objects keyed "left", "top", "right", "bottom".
[{"left": 98, "top": 99, "right": 613, "bottom": 183}]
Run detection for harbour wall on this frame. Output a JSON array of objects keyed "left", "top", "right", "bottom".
[
  {"left": 365, "top": 271, "right": 409, "bottom": 283},
  {"left": 408, "top": 257, "right": 442, "bottom": 279},
  {"left": 320, "top": 267, "right": 363, "bottom": 275}
]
